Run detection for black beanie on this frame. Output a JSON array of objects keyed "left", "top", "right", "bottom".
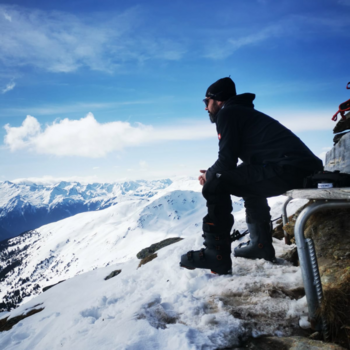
[{"left": 205, "top": 77, "right": 236, "bottom": 101}]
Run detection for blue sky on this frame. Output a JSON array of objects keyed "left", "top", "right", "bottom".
[{"left": 0, "top": 0, "right": 349, "bottom": 183}]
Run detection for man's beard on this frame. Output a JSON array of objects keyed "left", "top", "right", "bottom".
[
  {"left": 208, "top": 111, "right": 216, "bottom": 123},
  {"left": 208, "top": 101, "right": 220, "bottom": 123}
]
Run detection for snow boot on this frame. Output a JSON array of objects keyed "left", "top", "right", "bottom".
[
  {"left": 180, "top": 218, "right": 233, "bottom": 275},
  {"left": 233, "top": 221, "right": 275, "bottom": 262}
]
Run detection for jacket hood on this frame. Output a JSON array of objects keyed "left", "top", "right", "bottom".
[{"left": 224, "top": 93, "right": 255, "bottom": 108}]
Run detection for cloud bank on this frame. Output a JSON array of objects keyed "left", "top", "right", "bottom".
[{"left": 4, "top": 114, "right": 214, "bottom": 158}]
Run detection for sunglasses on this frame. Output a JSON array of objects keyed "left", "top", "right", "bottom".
[{"left": 203, "top": 91, "right": 222, "bottom": 107}]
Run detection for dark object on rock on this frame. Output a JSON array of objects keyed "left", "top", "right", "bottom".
[
  {"left": 138, "top": 254, "right": 157, "bottom": 268},
  {"left": 333, "top": 131, "right": 350, "bottom": 145},
  {"left": 279, "top": 247, "right": 299, "bottom": 266},
  {"left": 42, "top": 280, "right": 65, "bottom": 292},
  {"left": 303, "top": 170, "right": 350, "bottom": 189},
  {"left": 137, "top": 237, "right": 183, "bottom": 259},
  {"left": 230, "top": 228, "right": 249, "bottom": 242},
  {"left": 104, "top": 269, "right": 122, "bottom": 280},
  {"left": 333, "top": 112, "right": 350, "bottom": 133},
  {"left": 0, "top": 307, "right": 44, "bottom": 332}
]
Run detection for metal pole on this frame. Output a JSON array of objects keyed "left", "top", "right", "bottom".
[
  {"left": 282, "top": 196, "right": 293, "bottom": 244},
  {"left": 294, "top": 201, "right": 350, "bottom": 335}
]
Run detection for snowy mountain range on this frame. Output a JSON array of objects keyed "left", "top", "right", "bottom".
[
  {"left": 0, "top": 178, "right": 309, "bottom": 349},
  {"left": 0, "top": 179, "right": 172, "bottom": 241}
]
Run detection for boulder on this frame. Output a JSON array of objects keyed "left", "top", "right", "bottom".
[
  {"left": 136, "top": 237, "right": 183, "bottom": 259},
  {"left": 325, "top": 132, "right": 350, "bottom": 173}
]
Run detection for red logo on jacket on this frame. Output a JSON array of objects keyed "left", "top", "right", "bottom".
[{"left": 218, "top": 134, "right": 221, "bottom": 140}]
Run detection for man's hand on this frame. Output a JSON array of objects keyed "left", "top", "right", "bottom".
[{"left": 198, "top": 170, "right": 207, "bottom": 186}]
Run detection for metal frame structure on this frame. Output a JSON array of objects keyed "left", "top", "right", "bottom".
[{"left": 282, "top": 188, "right": 350, "bottom": 338}]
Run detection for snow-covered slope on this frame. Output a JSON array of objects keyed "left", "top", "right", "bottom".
[
  {"left": 0, "top": 179, "right": 172, "bottom": 241},
  {"left": 0, "top": 178, "right": 248, "bottom": 310},
  {"left": 0, "top": 249, "right": 308, "bottom": 350},
  {"left": 0, "top": 178, "right": 309, "bottom": 349}
]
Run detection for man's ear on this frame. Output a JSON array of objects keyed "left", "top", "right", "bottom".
[{"left": 216, "top": 100, "right": 225, "bottom": 108}]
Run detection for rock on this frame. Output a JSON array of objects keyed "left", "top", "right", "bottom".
[
  {"left": 104, "top": 269, "right": 121, "bottom": 281},
  {"left": 283, "top": 203, "right": 350, "bottom": 348},
  {"left": 333, "top": 131, "right": 350, "bottom": 145},
  {"left": 42, "top": 280, "right": 65, "bottom": 292},
  {"left": 272, "top": 223, "right": 285, "bottom": 240},
  {"left": 136, "top": 237, "right": 183, "bottom": 259},
  {"left": 235, "top": 336, "right": 347, "bottom": 350},
  {"left": 333, "top": 111, "right": 350, "bottom": 134},
  {"left": 278, "top": 246, "right": 299, "bottom": 266},
  {"left": 325, "top": 132, "right": 350, "bottom": 173},
  {"left": 138, "top": 253, "right": 157, "bottom": 268},
  {"left": 0, "top": 307, "right": 44, "bottom": 332}
]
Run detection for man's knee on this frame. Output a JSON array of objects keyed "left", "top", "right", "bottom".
[{"left": 202, "top": 177, "right": 226, "bottom": 198}]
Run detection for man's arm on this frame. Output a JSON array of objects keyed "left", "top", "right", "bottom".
[{"left": 206, "top": 108, "right": 240, "bottom": 182}]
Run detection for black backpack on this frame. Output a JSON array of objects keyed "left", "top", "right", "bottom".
[{"left": 303, "top": 170, "right": 350, "bottom": 189}]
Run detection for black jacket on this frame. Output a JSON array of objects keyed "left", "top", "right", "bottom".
[{"left": 206, "top": 93, "right": 323, "bottom": 181}]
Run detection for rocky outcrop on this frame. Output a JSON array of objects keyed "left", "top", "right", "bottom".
[
  {"left": 282, "top": 204, "right": 350, "bottom": 349},
  {"left": 326, "top": 112, "right": 350, "bottom": 172},
  {"left": 0, "top": 306, "right": 44, "bottom": 332},
  {"left": 235, "top": 336, "right": 347, "bottom": 349},
  {"left": 104, "top": 270, "right": 121, "bottom": 281},
  {"left": 138, "top": 254, "right": 157, "bottom": 268},
  {"left": 136, "top": 237, "right": 183, "bottom": 259},
  {"left": 333, "top": 111, "right": 350, "bottom": 134}
]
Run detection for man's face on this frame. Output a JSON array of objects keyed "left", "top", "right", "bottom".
[{"left": 205, "top": 98, "right": 221, "bottom": 123}]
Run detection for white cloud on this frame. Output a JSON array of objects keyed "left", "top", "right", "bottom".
[
  {"left": 228, "top": 26, "right": 279, "bottom": 51},
  {"left": 204, "top": 13, "right": 350, "bottom": 60},
  {"left": 3, "top": 113, "right": 215, "bottom": 158},
  {"left": 263, "top": 109, "right": 336, "bottom": 132},
  {"left": 2, "top": 81, "right": 15, "bottom": 93},
  {"left": 3, "top": 12, "right": 11, "bottom": 22},
  {"left": 204, "top": 23, "right": 283, "bottom": 59},
  {"left": 0, "top": 5, "right": 185, "bottom": 73},
  {"left": 4, "top": 115, "right": 41, "bottom": 150}
]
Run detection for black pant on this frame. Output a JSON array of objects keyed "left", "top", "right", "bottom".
[{"left": 202, "top": 163, "right": 310, "bottom": 226}]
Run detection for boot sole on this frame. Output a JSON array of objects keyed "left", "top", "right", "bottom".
[
  {"left": 179, "top": 263, "right": 195, "bottom": 270},
  {"left": 180, "top": 262, "right": 231, "bottom": 275},
  {"left": 233, "top": 254, "right": 276, "bottom": 263}
]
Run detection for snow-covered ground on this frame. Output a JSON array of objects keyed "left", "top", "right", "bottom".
[{"left": 0, "top": 178, "right": 309, "bottom": 349}]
